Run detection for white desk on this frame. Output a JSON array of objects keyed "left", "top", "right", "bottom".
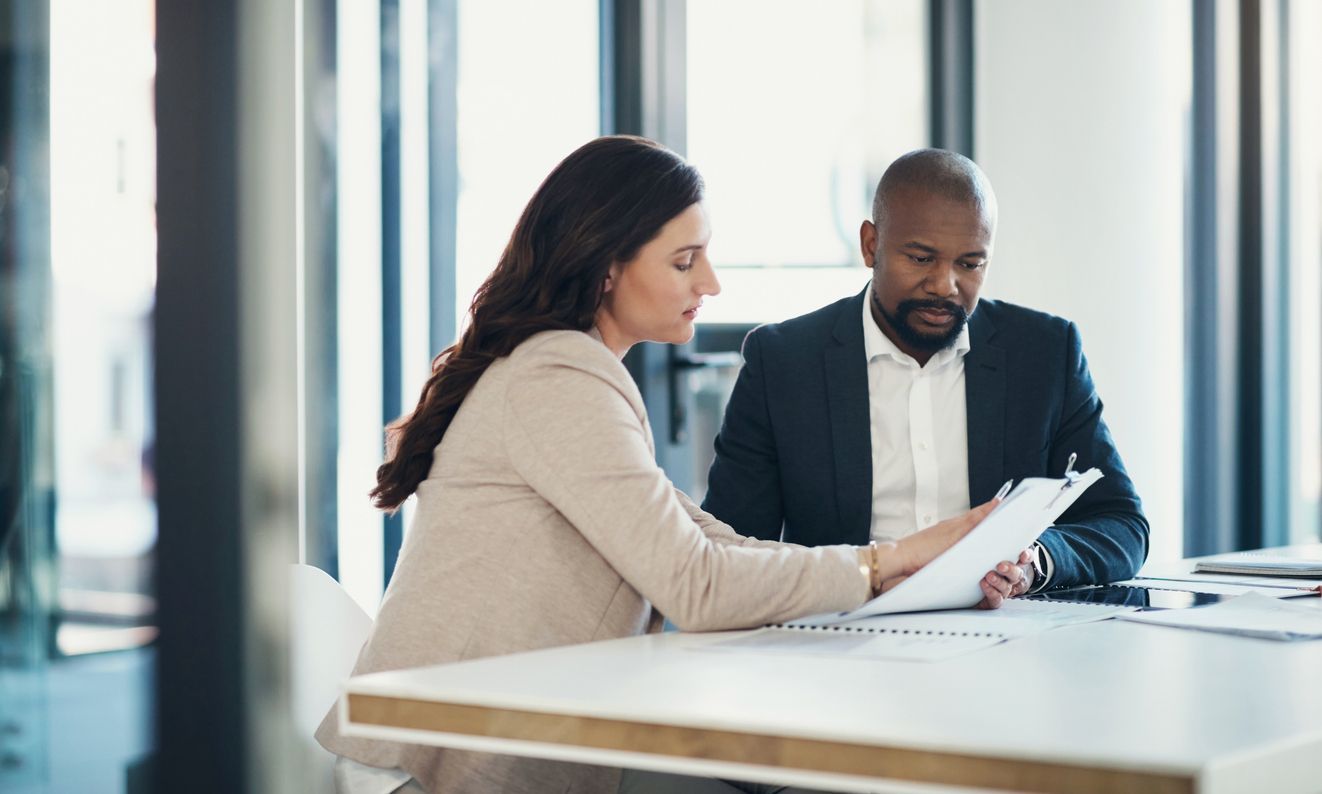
[{"left": 341, "top": 554, "right": 1322, "bottom": 793}]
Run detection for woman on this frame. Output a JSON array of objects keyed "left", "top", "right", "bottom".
[{"left": 316, "top": 136, "right": 998, "bottom": 793}]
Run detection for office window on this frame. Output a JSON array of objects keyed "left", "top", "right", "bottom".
[
  {"left": 49, "top": 0, "right": 158, "bottom": 658},
  {"left": 1287, "top": 0, "right": 1322, "bottom": 544},
  {"left": 686, "top": 0, "right": 929, "bottom": 325},
  {"left": 452, "top": 0, "right": 599, "bottom": 334},
  {"left": 2, "top": 0, "right": 157, "bottom": 789},
  {"left": 975, "top": 0, "right": 1190, "bottom": 561}
]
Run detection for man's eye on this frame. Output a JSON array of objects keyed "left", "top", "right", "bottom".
[
  {"left": 962, "top": 261, "right": 986, "bottom": 270},
  {"left": 908, "top": 255, "right": 933, "bottom": 264}
]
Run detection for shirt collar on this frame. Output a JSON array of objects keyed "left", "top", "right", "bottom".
[{"left": 861, "top": 291, "right": 972, "bottom": 368}]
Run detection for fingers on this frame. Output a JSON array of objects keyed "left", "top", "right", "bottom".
[
  {"left": 979, "top": 557, "right": 1031, "bottom": 610},
  {"left": 998, "top": 559, "right": 1033, "bottom": 596},
  {"left": 968, "top": 499, "right": 998, "bottom": 524},
  {"left": 880, "top": 575, "right": 909, "bottom": 594},
  {"left": 978, "top": 577, "right": 1004, "bottom": 609},
  {"left": 945, "top": 500, "right": 998, "bottom": 543}
]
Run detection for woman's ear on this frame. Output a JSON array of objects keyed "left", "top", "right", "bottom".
[{"left": 603, "top": 263, "right": 621, "bottom": 293}]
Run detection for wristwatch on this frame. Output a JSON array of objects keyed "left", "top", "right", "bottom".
[{"left": 1026, "top": 542, "right": 1050, "bottom": 592}]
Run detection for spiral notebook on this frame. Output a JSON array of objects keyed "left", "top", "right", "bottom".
[{"left": 701, "top": 599, "right": 1133, "bottom": 662}]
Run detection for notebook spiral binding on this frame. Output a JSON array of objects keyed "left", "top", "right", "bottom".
[{"left": 769, "top": 623, "right": 1004, "bottom": 639}]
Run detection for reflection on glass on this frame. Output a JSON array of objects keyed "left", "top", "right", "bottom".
[
  {"left": 687, "top": 0, "right": 928, "bottom": 324},
  {"left": 1288, "top": 0, "right": 1322, "bottom": 544},
  {"left": 50, "top": 0, "right": 157, "bottom": 657},
  {"left": 1, "top": 0, "right": 157, "bottom": 790},
  {"left": 453, "top": 0, "right": 599, "bottom": 336},
  {"left": 2, "top": 1, "right": 54, "bottom": 787}
]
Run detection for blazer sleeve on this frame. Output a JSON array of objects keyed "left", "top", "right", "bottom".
[
  {"left": 673, "top": 487, "right": 786, "bottom": 550},
  {"left": 701, "top": 329, "right": 787, "bottom": 541},
  {"left": 501, "top": 340, "right": 867, "bottom": 631},
  {"left": 1036, "top": 321, "right": 1150, "bottom": 588}
]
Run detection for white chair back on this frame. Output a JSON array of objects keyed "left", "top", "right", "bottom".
[{"left": 289, "top": 563, "right": 374, "bottom": 743}]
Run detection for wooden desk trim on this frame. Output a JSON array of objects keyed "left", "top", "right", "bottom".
[{"left": 347, "top": 692, "right": 1194, "bottom": 794}]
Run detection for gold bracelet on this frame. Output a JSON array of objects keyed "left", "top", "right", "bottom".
[
  {"left": 857, "top": 548, "right": 873, "bottom": 596},
  {"left": 867, "top": 541, "right": 883, "bottom": 597}
]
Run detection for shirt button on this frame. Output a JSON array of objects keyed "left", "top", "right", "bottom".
[
  {"left": 919, "top": 442, "right": 929, "bottom": 451},
  {"left": 923, "top": 514, "right": 933, "bottom": 524}
]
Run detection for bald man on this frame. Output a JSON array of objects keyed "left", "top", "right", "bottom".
[{"left": 702, "top": 149, "right": 1148, "bottom": 601}]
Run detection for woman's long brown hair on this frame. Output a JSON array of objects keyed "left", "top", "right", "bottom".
[{"left": 370, "top": 136, "right": 703, "bottom": 511}]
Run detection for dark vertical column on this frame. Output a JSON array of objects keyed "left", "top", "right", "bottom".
[
  {"left": 928, "top": 0, "right": 975, "bottom": 156},
  {"left": 1186, "top": 0, "right": 1239, "bottom": 556},
  {"left": 0, "top": 2, "right": 54, "bottom": 784},
  {"left": 1258, "top": 0, "right": 1291, "bottom": 548},
  {"left": 428, "top": 0, "right": 458, "bottom": 355},
  {"left": 1236, "top": 0, "right": 1264, "bottom": 550},
  {"left": 1185, "top": 0, "right": 1282, "bottom": 554},
  {"left": 154, "top": 0, "right": 246, "bottom": 789},
  {"left": 380, "top": 0, "right": 403, "bottom": 583}
]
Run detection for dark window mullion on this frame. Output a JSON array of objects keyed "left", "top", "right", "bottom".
[{"left": 381, "top": 0, "right": 403, "bottom": 584}]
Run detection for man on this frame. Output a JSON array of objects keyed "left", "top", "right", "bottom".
[{"left": 703, "top": 149, "right": 1148, "bottom": 600}]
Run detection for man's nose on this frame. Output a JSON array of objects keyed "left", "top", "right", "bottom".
[{"left": 926, "top": 261, "right": 959, "bottom": 297}]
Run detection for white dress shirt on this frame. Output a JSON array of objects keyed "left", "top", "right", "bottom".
[{"left": 862, "top": 296, "right": 972, "bottom": 543}]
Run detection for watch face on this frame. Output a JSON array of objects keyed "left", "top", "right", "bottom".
[{"left": 1029, "top": 543, "right": 1047, "bottom": 582}]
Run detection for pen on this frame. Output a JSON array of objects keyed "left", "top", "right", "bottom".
[{"left": 994, "top": 479, "right": 1014, "bottom": 501}]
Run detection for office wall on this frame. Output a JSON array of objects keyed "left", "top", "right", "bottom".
[{"left": 975, "top": 0, "right": 1189, "bottom": 562}]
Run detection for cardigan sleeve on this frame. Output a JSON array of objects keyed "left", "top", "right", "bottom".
[{"left": 501, "top": 335, "right": 867, "bottom": 631}]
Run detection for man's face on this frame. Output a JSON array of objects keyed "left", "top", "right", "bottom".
[{"left": 860, "top": 186, "right": 994, "bottom": 363}]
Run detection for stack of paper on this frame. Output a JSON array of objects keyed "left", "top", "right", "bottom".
[
  {"left": 1116, "top": 592, "right": 1322, "bottom": 641},
  {"left": 1193, "top": 554, "right": 1322, "bottom": 577}
]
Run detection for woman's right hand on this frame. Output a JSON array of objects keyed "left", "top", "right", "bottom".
[{"left": 891, "top": 500, "right": 998, "bottom": 578}]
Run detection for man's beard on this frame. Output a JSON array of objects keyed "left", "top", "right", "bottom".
[{"left": 872, "top": 288, "right": 969, "bottom": 353}]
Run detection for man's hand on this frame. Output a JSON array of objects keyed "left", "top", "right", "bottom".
[{"left": 977, "top": 548, "right": 1035, "bottom": 609}]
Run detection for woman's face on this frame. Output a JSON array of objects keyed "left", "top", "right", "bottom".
[{"left": 596, "top": 202, "right": 720, "bottom": 357}]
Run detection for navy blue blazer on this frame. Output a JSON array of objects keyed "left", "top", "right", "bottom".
[{"left": 702, "top": 289, "right": 1149, "bottom": 589}]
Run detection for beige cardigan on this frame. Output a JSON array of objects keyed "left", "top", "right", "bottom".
[{"left": 317, "top": 329, "right": 868, "bottom": 793}]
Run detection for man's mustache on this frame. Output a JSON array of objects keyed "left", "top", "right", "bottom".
[{"left": 897, "top": 299, "right": 967, "bottom": 320}]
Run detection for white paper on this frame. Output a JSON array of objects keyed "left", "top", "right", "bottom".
[
  {"left": 698, "top": 598, "right": 1134, "bottom": 662},
  {"left": 826, "top": 469, "right": 1104, "bottom": 622},
  {"left": 1110, "top": 578, "right": 1314, "bottom": 598},
  {"left": 1116, "top": 592, "right": 1322, "bottom": 641},
  {"left": 787, "top": 596, "right": 1132, "bottom": 634},
  {"left": 701, "top": 628, "right": 1003, "bottom": 662}
]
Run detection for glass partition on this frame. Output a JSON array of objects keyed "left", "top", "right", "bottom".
[
  {"left": 1287, "top": 0, "right": 1322, "bottom": 544},
  {"left": 687, "top": 0, "right": 929, "bottom": 325}
]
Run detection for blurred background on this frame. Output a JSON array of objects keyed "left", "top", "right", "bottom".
[{"left": 0, "top": 0, "right": 1318, "bottom": 791}]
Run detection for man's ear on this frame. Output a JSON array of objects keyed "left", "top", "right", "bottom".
[{"left": 860, "top": 220, "right": 878, "bottom": 269}]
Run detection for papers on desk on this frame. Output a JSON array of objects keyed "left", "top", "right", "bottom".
[
  {"left": 1116, "top": 592, "right": 1322, "bottom": 641},
  {"left": 826, "top": 467, "right": 1104, "bottom": 621},
  {"left": 700, "top": 598, "right": 1134, "bottom": 662},
  {"left": 1192, "top": 553, "right": 1322, "bottom": 577}
]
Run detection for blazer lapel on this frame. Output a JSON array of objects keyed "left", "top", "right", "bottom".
[
  {"left": 826, "top": 290, "right": 873, "bottom": 545},
  {"left": 964, "top": 307, "right": 1006, "bottom": 504}
]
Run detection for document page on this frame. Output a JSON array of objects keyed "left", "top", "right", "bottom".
[
  {"left": 1116, "top": 592, "right": 1322, "bottom": 641},
  {"left": 824, "top": 469, "right": 1104, "bottom": 622},
  {"left": 698, "top": 598, "right": 1133, "bottom": 662}
]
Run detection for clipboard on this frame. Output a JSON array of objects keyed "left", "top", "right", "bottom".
[{"left": 816, "top": 454, "right": 1104, "bottom": 623}]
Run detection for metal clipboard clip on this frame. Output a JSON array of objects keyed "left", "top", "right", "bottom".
[{"left": 1046, "top": 452, "right": 1083, "bottom": 509}]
